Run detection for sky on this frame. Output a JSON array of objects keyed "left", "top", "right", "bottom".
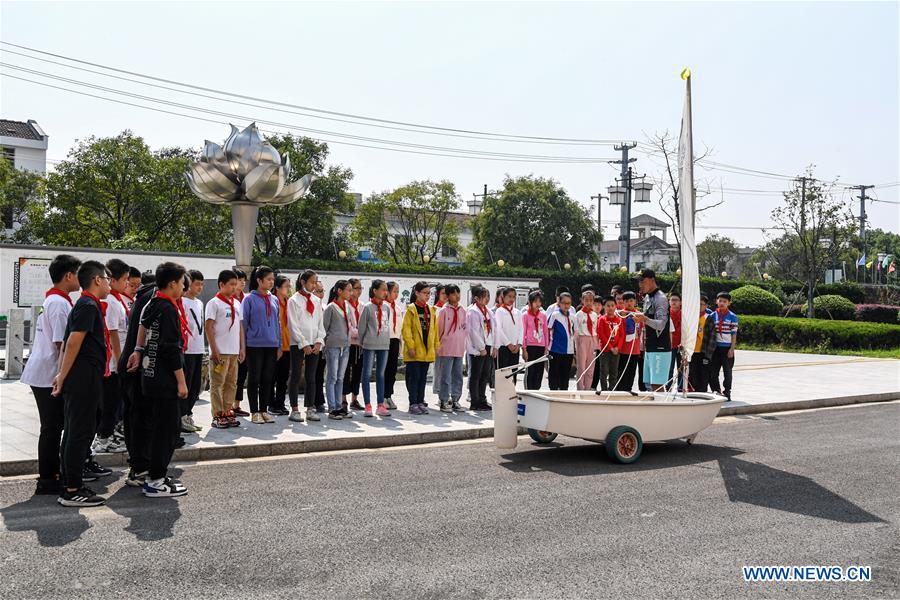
[{"left": 2, "top": 1, "right": 898, "bottom": 248}]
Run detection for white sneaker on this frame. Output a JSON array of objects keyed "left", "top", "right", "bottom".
[
  {"left": 180, "top": 415, "right": 196, "bottom": 433},
  {"left": 289, "top": 410, "right": 305, "bottom": 422},
  {"left": 142, "top": 476, "right": 187, "bottom": 498},
  {"left": 94, "top": 436, "right": 127, "bottom": 454},
  {"left": 306, "top": 408, "right": 321, "bottom": 422},
  {"left": 186, "top": 415, "right": 201, "bottom": 432}
]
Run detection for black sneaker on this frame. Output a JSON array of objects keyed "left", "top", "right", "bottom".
[
  {"left": 339, "top": 407, "right": 354, "bottom": 419},
  {"left": 125, "top": 468, "right": 149, "bottom": 488},
  {"left": 82, "top": 460, "right": 112, "bottom": 481},
  {"left": 268, "top": 406, "right": 289, "bottom": 416},
  {"left": 451, "top": 401, "right": 463, "bottom": 411},
  {"left": 34, "top": 478, "right": 62, "bottom": 496},
  {"left": 315, "top": 405, "right": 327, "bottom": 414},
  {"left": 143, "top": 476, "right": 187, "bottom": 498},
  {"left": 174, "top": 437, "right": 187, "bottom": 449},
  {"left": 58, "top": 486, "right": 105, "bottom": 507},
  {"left": 349, "top": 400, "right": 364, "bottom": 410}
]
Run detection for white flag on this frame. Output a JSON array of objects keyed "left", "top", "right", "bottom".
[{"left": 678, "top": 70, "right": 700, "bottom": 371}]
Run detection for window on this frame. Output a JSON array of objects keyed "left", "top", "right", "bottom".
[
  {"left": 0, "top": 146, "right": 14, "bottom": 167},
  {"left": 635, "top": 262, "right": 646, "bottom": 271},
  {"left": 441, "top": 243, "right": 457, "bottom": 258}
]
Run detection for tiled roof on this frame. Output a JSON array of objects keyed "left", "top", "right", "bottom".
[
  {"left": 599, "top": 235, "right": 677, "bottom": 253},
  {"left": 0, "top": 119, "right": 43, "bottom": 141},
  {"left": 630, "top": 213, "right": 670, "bottom": 228}
]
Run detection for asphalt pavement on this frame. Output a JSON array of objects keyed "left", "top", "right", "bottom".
[{"left": 1, "top": 402, "right": 898, "bottom": 600}]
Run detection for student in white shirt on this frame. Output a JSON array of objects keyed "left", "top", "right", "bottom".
[
  {"left": 383, "top": 281, "right": 403, "bottom": 411},
  {"left": 493, "top": 287, "right": 524, "bottom": 382},
  {"left": 180, "top": 270, "right": 206, "bottom": 433},
  {"left": 94, "top": 258, "right": 131, "bottom": 454},
  {"left": 574, "top": 290, "right": 598, "bottom": 390},
  {"left": 287, "top": 269, "right": 326, "bottom": 423},
  {"left": 21, "top": 254, "right": 82, "bottom": 495},
  {"left": 205, "top": 270, "right": 245, "bottom": 429}
]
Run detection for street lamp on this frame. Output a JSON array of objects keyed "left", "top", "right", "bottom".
[
  {"left": 550, "top": 250, "right": 562, "bottom": 271},
  {"left": 338, "top": 250, "right": 347, "bottom": 259},
  {"left": 633, "top": 180, "right": 654, "bottom": 203},
  {"left": 607, "top": 186, "right": 626, "bottom": 206},
  {"left": 497, "top": 259, "right": 505, "bottom": 268}
]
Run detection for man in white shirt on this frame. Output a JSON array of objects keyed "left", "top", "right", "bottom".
[
  {"left": 21, "top": 254, "right": 82, "bottom": 495},
  {"left": 494, "top": 287, "right": 524, "bottom": 382},
  {"left": 93, "top": 258, "right": 132, "bottom": 455},
  {"left": 181, "top": 270, "right": 207, "bottom": 433}
]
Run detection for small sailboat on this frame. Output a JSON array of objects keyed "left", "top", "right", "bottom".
[{"left": 492, "top": 70, "right": 727, "bottom": 463}]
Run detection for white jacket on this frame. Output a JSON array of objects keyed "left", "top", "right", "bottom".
[
  {"left": 493, "top": 304, "right": 524, "bottom": 347},
  {"left": 288, "top": 290, "right": 325, "bottom": 347}
]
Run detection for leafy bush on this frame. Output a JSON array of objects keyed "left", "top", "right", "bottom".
[
  {"left": 739, "top": 316, "right": 900, "bottom": 352},
  {"left": 729, "top": 285, "right": 783, "bottom": 316},
  {"left": 817, "top": 283, "right": 866, "bottom": 304},
  {"left": 855, "top": 304, "right": 900, "bottom": 324},
  {"left": 813, "top": 295, "right": 856, "bottom": 320}
]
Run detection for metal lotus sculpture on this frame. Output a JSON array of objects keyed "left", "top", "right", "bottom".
[{"left": 185, "top": 122, "right": 315, "bottom": 271}]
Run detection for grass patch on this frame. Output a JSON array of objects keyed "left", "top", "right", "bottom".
[{"left": 738, "top": 342, "right": 900, "bottom": 360}]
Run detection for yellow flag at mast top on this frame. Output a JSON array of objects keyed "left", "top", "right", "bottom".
[{"left": 681, "top": 67, "right": 691, "bottom": 80}]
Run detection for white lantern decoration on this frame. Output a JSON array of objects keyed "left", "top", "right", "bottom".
[
  {"left": 607, "top": 185, "right": 626, "bottom": 206},
  {"left": 633, "top": 180, "right": 654, "bottom": 203}
]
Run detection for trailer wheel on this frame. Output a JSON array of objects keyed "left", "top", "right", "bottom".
[
  {"left": 527, "top": 429, "right": 558, "bottom": 444},
  {"left": 605, "top": 426, "right": 643, "bottom": 463}
]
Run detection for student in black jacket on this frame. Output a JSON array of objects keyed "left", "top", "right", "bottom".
[{"left": 138, "top": 262, "right": 189, "bottom": 498}]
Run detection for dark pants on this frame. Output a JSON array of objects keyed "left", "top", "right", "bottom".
[
  {"left": 524, "top": 345, "right": 545, "bottom": 390},
  {"left": 636, "top": 353, "right": 646, "bottom": 391},
  {"left": 405, "top": 361, "right": 429, "bottom": 405},
  {"left": 689, "top": 353, "right": 710, "bottom": 393},
  {"left": 182, "top": 354, "right": 204, "bottom": 417},
  {"left": 246, "top": 347, "right": 277, "bottom": 413},
  {"left": 289, "top": 346, "right": 321, "bottom": 409},
  {"left": 235, "top": 359, "right": 248, "bottom": 404},
  {"left": 599, "top": 352, "right": 619, "bottom": 391},
  {"left": 616, "top": 354, "right": 640, "bottom": 391},
  {"left": 98, "top": 372, "right": 120, "bottom": 438},
  {"left": 272, "top": 350, "right": 291, "bottom": 410},
  {"left": 548, "top": 352, "right": 572, "bottom": 390},
  {"left": 122, "top": 373, "right": 151, "bottom": 473},
  {"left": 146, "top": 393, "right": 180, "bottom": 481},
  {"left": 61, "top": 369, "right": 102, "bottom": 489},
  {"left": 315, "top": 351, "right": 326, "bottom": 407},
  {"left": 385, "top": 338, "right": 400, "bottom": 399},
  {"left": 468, "top": 347, "right": 492, "bottom": 407},
  {"left": 342, "top": 345, "right": 362, "bottom": 396},
  {"left": 497, "top": 346, "right": 519, "bottom": 383},
  {"left": 31, "top": 386, "right": 64, "bottom": 482},
  {"left": 709, "top": 346, "right": 734, "bottom": 397},
  {"left": 591, "top": 350, "right": 602, "bottom": 389}
]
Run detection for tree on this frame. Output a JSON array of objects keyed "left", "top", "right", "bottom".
[
  {"left": 255, "top": 134, "right": 354, "bottom": 259},
  {"left": 0, "top": 159, "right": 45, "bottom": 243},
  {"left": 469, "top": 175, "right": 600, "bottom": 269},
  {"left": 352, "top": 180, "right": 461, "bottom": 264},
  {"left": 697, "top": 234, "right": 739, "bottom": 277},
  {"left": 770, "top": 169, "right": 854, "bottom": 317}
]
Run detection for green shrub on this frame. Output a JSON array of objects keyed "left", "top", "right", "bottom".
[
  {"left": 739, "top": 316, "right": 900, "bottom": 352},
  {"left": 817, "top": 283, "right": 866, "bottom": 304},
  {"left": 730, "top": 285, "right": 782, "bottom": 316},
  {"left": 854, "top": 304, "right": 900, "bottom": 324},
  {"left": 813, "top": 295, "right": 856, "bottom": 320}
]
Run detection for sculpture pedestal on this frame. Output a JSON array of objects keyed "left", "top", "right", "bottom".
[{"left": 231, "top": 202, "right": 259, "bottom": 274}]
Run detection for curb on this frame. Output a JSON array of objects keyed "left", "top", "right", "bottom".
[{"left": 2, "top": 393, "right": 897, "bottom": 477}]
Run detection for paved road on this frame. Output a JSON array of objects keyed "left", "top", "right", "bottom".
[{"left": 1, "top": 403, "right": 897, "bottom": 599}]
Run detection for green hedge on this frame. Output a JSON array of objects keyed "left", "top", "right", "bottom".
[
  {"left": 739, "top": 315, "right": 900, "bottom": 351},
  {"left": 813, "top": 295, "right": 856, "bottom": 320},
  {"left": 730, "top": 285, "right": 783, "bottom": 316}
]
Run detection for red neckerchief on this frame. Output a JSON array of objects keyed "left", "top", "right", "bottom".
[
  {"left": 45, "top": 287, "right": 73, "bottom": 307},
  {"left": 476, "top": 303, "right": 492, "bottom": 334},
  {"left": 716, "top": 308, "right": 728, "bottom": 335},
  {"left": 216, "top": 292, "right": 237, "bottom": 329},
  {"left": 446, "top": 303, "right": 461, "bottom": 333},
  {"left": 111, "top": 290, "right": 131, "bottom": 317},
  {"left": 298, "top": 289, "right": 315, "bottom": 315},
  {"left": 581, "top": 305, "right": 593, "bottom": 336},
  {"left": 435, "top": 301, "right": 445, "bottom": 309},
  {"left": 562, "top": 309, "right": 573, "bottom": 336},
  {"left": 388, "top": 299, "right": 397, "bottom": 329},
  {"left": 372, "top": 298, "right": 384, "bottom": 333},
  {"left": 349, "top": 298, "right": 360, "bottom": 323},
  {"left": 494, "top": 302, "right": 502, "bottom": 309},
  {"left": 332, "top": 299, "right": 350, "bottom": 333},
  {"left": 254, "top": 290, "right": 273, "bottom": 319},
  {"left": 527, "top": 306, "right": 541, "bottom": 328},
  {"left": 502, "top": 304, "right": 516, "bottom": 325},
  {"left": 81, "top": 291, "right": 111, "bottom": 377},
  {"left": 122, "top": 292, "right": 134, "bottom": 302},
  {"left": 235, "top": 290, "right": 245, "bottom": 302},
  {"left": 156, "top": 292, "right": 191, "bottom": 349},
  {"left": 414, "top": 300, "right": 430, "bottom": 337}
]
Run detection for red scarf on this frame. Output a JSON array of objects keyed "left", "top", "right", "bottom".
[
  {"left": 435, "top": 301, "right": 445, "bottom": 309},
  {"left": 332, "top": 299, "right": 350, "bottom": 333},
  {"left": 581, "top": 305, "right": 594, "bottom": 336},
  {"left": 349, "top": 298, "right": 360, "bottom": 324},
  {"left": 716, "top": 308, "right": 729, "bottom": 335},
  {"left": 388, "top": 300, "right": 397, "bottom": 330},
  {"left": 216, "top": 292, "right": 237, "bottom": 329},
  {"left": 372, "top": 298, "right": 384, "bottom": 333},
  {"left": 563, "top": 309, "right": 573, "bottom": 336},
  {"left": 81, "top": 291, "right": 111, "bottom": 377},
  {"left": 298, "top": 289, "right": 315, "bottom": 315},
  {"left": 111, "top": 290, "right": 131, "bottom": 317},
  {"left": 446, "top": 304, "right": 461, "bottom": 333},
  {"left": 255, "top": 290, "right": 273, "bottom": 319},
  {"left": 415, "top": 300, "right": 431, "bottom": 338},
  {"left": 477, "top": 303, "right": 492, "bottom": 334},
  {"left": 45, "top": 287, "right": 73, "bottom": 307},
  {"left": 502, "top": 304, "right": 516, "bottom": 325},
  {"left": 122, "top": 292, "right": 134, "bottom": 302},
  {"left": 235, "top": 290, "right": 245, "bottom": 302},
  {"left": 156, "top": 292, "right": 191, "bottom": 349}
]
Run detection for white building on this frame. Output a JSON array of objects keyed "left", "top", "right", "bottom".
[
  {"left": 598, "top": 214, "right": 680, "bottom": 273},
  {"left": 0, "top": 119, "right": 48, "bottom": 174}
]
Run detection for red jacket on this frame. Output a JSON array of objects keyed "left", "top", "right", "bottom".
[
  {"left": 597, "top": 314, "right": 621, "bottom": 353},
  {"left": 617, "top": 313, "right": 642, "bottom": 356},
  {"left": 670, "top": 308, "right": 682, "bottom": 348}
]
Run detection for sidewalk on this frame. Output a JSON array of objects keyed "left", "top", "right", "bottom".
[{"left": 2, "top": 350, "right": 897, "bottom": 476}]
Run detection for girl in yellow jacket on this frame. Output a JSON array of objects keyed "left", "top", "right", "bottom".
[{"left": 402, "top": 281, "right": 440, "bottom": 414}]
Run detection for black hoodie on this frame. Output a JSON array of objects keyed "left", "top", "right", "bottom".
[
  {"left": 118, "top": 283, "right": 156, "bottom": 376},
  {"left": 140, "top": 295, "right": 185, "bottom": 396}
]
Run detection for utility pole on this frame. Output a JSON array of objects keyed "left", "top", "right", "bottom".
[
  {"left": 850, "top": 184, "right": 874, "bottom": 283},
  {"left": 797, "top": 176, "right": 815, "bottom": 318},
  {"left": 470, "top": 184, "right": 495, "bottom": 216},
  {"left": 590, "top": 193, "right": 607, "bottom": 271},
  {"left": 611, "top": 142, "right": 637, "bottom": 270}
]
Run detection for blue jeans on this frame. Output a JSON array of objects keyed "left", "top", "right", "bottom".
[
  {"left": 361, "top": 348, "right": 388, "bottom": 406},
  {"left": 405, "top": 361, "right": 429, "bottom": 405},
  {"left": 324, "top": 346, "right": 351, "bottom": 411},
  {"left": 437, "top": 356, "right": 463, "bottom": 403}
]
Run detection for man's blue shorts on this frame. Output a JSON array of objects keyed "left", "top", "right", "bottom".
[{"left": 643, "top": 351, "right": 673, "bottom": 386}]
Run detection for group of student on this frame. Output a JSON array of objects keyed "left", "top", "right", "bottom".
[{"left": 22, "top": 256, "right": 739, "bottom": 508}]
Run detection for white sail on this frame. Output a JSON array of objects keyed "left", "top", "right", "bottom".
[{"left": 678, "top": 70, "right": 700, "bottom": 375}]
